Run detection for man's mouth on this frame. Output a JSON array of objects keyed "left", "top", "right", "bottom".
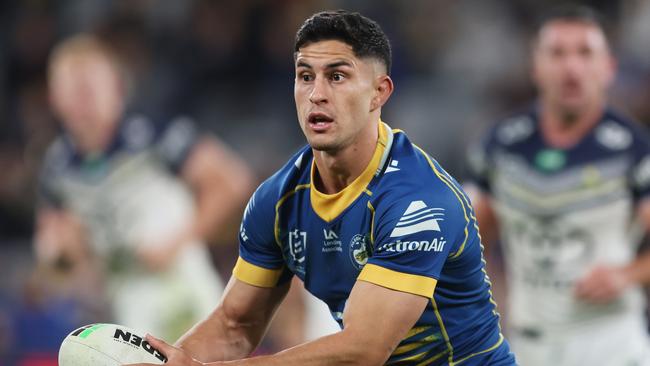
[
  {"left": 561, "top": 79, "right": 582, "bottom": 95},
  {"left": 308, "top": 112, "right": 334, "bottom": 128}
]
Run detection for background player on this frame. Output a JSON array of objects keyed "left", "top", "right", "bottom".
[
  {"left": 129, "top": 10, "right": 515, "bottom": 366},
  {"left": 467, "top": 5, "right": 650, "bottom": 366},
  {"left": 36, "top": 33, "right": 255, "bottom": 341}
]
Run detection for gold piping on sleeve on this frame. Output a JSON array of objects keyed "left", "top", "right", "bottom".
[
  {"left": 274, "top": 184, "right": 311, "bottom": 247},
  {"left": 358, "top": 264, "right": 437, "bottom": 298},
  {"left": 233, "top": 257, "right": 284, "bottom": 288}
]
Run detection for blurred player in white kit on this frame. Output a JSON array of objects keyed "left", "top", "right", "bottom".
[
  {"left": 468, "top": 5, "right": 650, "bottom": 366},
  {"left": 35, "top": 33, "right": 255, "bottom": 341}
]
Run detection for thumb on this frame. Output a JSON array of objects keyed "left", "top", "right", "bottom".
[
  {"left": 121, "top": 335, "right": 171, "bottom": 366},
  {"left": 145, "top": 334, "right": 172, "bottom": 356}
]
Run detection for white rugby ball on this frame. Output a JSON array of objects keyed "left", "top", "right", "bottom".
[{"left": 59, "top": 323, "right": 167, "bottom": 365}]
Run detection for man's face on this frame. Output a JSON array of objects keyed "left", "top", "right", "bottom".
[
  {"left": 532, "top": 21, "right": 615, "bottom": 117},
  {"left": 49, "top": 52, "right": 123, "bottom": 144},
  {"left": 294, "top": 40, "right": 383, "bottom": 152}
]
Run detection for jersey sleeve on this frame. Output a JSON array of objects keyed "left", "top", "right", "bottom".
[
  {"left": 233, "top": 182, "right": 293, "bottom": 287},
  {"left": 359, "top": 185, "right": 468, "bottom": 298}
]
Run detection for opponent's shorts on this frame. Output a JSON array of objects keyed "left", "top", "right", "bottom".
[{"left": 509, "top": 314, "right": 650, "bottom": 366}]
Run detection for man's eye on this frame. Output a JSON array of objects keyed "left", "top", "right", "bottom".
[
  {"left": 331, "top": 73, "right": 344, "bottom": 81},
  {"left": 578, "top": 46, "right": 594, "bottom": 58},
  {"left": 301, "top": 74, "right": 313, "bottom": 82},
  {"left": 550, "top": 47, "right": 565, "bottom": 58}
]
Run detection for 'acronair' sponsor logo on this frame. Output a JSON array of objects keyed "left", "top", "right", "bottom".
[
  {"left": 390, "top": 201, "right": 444, "bottom": 237},
  {"left": 378, "top": 237, "right": 446, "bottom": 253}
]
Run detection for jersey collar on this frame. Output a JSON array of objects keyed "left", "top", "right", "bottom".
[{"left": 310, "top": 121, "right": 394, "bottom": 222}]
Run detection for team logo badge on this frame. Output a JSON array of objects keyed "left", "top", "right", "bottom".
[
  {"left": 349, "top": 234, "right": 370, "bottom": 270},
  {"left": 507, "top": 216, "right": 594, "bottom": 288},
  {"left": 535, "top": 149, "right": 566, "bottom": 172}
]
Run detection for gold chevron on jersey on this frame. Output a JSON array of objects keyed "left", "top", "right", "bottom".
[{"left": 390, "top": 200, "right": 444, "bottom": 237}]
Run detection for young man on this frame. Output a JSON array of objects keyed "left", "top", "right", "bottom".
[
  {"left": 133, "top": 10, "right": 515, "bottom": 365},
  {"left": 467, "top": 5, "right": 650, "bottom": 366},
  {"left": 37, "top": 34, "right": 254, "bottom": 341}
]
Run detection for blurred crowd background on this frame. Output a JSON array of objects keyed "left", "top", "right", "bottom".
[{"left": 2, "top": 0, "right": 650, "bottom": 364}]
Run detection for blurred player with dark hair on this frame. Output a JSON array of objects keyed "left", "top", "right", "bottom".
[
  {"left": 36, "top": 34, "right": 254, "bottom": 341},
  {"left": 130, "top": 10, "right": 515, "bottom": 366},
  {"left": 467, "top": 5, "right": 650, "bottom": 366}
]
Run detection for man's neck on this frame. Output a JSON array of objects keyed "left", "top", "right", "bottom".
[
  {"left": 71, "top": 118, "right": 119, "bottom": 156},
  {"left": 312, "top": 122, "right": 379, "bottom": 194},
  {"left": 539, "top": 101, "right": 605, "bottom": 149}
]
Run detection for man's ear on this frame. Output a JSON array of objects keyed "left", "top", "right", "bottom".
[{"left": 371, "top": 74, "right": 394, "bottom": 111}]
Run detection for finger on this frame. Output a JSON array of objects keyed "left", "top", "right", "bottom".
[
  {"left": 144, "top": 333, "right": 174, "bottom": 352},
  {"left": 144, "top": 334, "right": 173, "bottom": 356}
]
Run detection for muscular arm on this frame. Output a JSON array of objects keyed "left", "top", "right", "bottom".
[
  {"left": 136, "top": 279, "right": 428, "bottom": 366},
  {"left": 177, "top": 276, "right": 291, "bottom": 362},
  {"left": 219, "top": 281, "right": 428, "bottom": 366},
  {"left": 180, "top": 136, "right": 255, "bottom": 245}
]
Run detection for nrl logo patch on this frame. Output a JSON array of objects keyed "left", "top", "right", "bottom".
[{"left": 288, "top": 229, "right": 307, "bottom": 274}]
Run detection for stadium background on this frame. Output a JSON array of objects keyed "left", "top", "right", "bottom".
[{"left": 1, "top": 0, "right": 650, "bottom": 364}]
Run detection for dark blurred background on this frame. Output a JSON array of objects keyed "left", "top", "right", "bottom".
[{"left": 2, "top": 0, "right": 650, "bottom": 364}]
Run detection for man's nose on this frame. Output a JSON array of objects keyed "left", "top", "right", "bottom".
[
  {"left": 563, "top": 53, "right": 585, "bottom": 76},
  {"left": 309, "top": 76, "right": 328, "bottom": 104}
]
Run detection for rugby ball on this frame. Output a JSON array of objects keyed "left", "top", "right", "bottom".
[{"left": 59, "top": 323, "right": 167, "bottom": 365}]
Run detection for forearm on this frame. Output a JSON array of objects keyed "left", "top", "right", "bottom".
[
  {"left": 177, "top": 307, "right": 263, "bottom": 362},
  {"left": 205, "top": 329, "right": 385, "bottom": 366},
  {"left": 139, "top": 281, "right": 422, "bottom": 366},
  {"left": 173, "top": 277, "right": 293, "bottom": 363}
]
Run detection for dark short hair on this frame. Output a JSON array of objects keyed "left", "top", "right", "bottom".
[
  {"left": 535, "top": 4, "right": 610, "bottom": 44},
  {"left": 294, "top": 10, "right": 392, "bottom": 75}
]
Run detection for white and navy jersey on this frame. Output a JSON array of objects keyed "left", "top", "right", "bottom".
[
  {"left": 468, "top": 106, "right": 650, "bottom": 333},
  {"left": 234, "top": 122, "right": 515, "bottom": 365},
  {"left": 39, "top": 114, "right": 199, "bottom": 257},
  {"left": 38, "top": 114, "right": 223, "bottom": 340}
]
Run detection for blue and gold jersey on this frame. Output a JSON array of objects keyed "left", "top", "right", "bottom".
[{"left": 235, "top": 123, "right": 515, "bottom": 365}]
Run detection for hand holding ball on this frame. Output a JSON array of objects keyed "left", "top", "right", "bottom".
[{"left": 59, "top": 324, "right": 167, "bottom": 365}]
